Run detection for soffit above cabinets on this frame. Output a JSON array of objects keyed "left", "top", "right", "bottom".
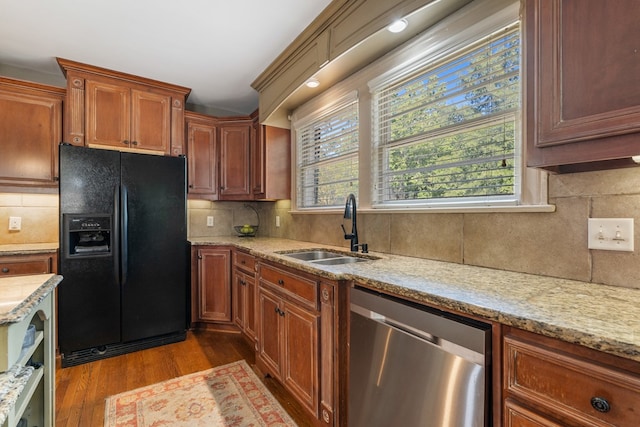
[{"left": 252, "top": 0, "right": 472, "bottom": 128}]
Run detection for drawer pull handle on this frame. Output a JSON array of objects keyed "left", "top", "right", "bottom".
[
  {"left": 591, "top": 396, "right": 611, "bottom": 413},
  {"left": 1, "top": 267, "right": 9, "bottom": 273}
]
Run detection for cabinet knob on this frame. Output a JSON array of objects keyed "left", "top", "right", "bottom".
[
  {"left": 1, "top": 267, "right": 9, "bottom": 273},
  {"left": 277, "top": 279, "right": 284, "bottom": 285},
  {"left": 590, "top": 396, "right": 611, "bottom": 413},
  {"left": 123, "top": 140, "right": 129, "bottom": 145},
  {"left": 132, "top": 140, "right": 138, "bottom": 146}
]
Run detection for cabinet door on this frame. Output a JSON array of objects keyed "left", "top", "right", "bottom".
[
  {"left": 251, "top": 119, "right": 264, "bottom": 196},
  {"left": 0, "top": 79, "right": 63, "bottom": 189},
  {"left": 233, "top": 269, "right": 257, "bottom": 342},
  {"left": 131, "top": 89, "right": 171, "bottom": 153},
  {"left": 252, "top": 123, "right": 291, "bottom": 200},
  {"left": 245, "top": 276, "right": 257, "bottom": 341},
  {"left": 504, "top": 399, "right": 566, "bottom": 427},
  {"left": 197, "top": 248, "right": 231, "bottom": 322},
  {"left": 283, "top": 301, "right": 319, "bottom": 416},
  {"left": 220, "top": 124, "right": 251, "bottom": 200},
  {"left": 233, "top": 269, "right": 248, "bottom": 330},
  {"left": 258, "top": 285, "right": 283, "bottom": 378},
  {"left": 526, "top": 0, "right": 640, "bottom": 171},
  {"left": 86, "top": 79, "right": 131, "bottom": 149},
  {"left": 187, "top": 120, "right": 218, "bottom": 198}
]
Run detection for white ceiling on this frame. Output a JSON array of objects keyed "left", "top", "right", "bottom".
[{"left": 0, "top": 0, "right": 333, "bottom": 115}]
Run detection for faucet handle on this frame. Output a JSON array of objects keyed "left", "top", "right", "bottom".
[{"left": 340, "top": 224, "right": 350, "bottom": 238}]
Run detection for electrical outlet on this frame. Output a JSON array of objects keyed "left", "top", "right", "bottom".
[
  {"left": 275, "top": 215, "right": 281, "bottom": 228},
  {"left": 588, "top": 218, "right": 634, "bottom": 252},
  {"left": 8, "top": 216, "right": 21, "bottom": 231},
  {"left": 206, "top": 216, "right": 214, "bottom": 227}
]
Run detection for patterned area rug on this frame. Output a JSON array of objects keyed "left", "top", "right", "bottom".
[{"left": 104, "top": 360, "right": 298, "bottom": 426}]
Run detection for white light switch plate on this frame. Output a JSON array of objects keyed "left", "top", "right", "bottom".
[
  {"left": 588, "top": 218, "right": 634, "bottom": 252},
  {"left": 206, "top": 216, "right": 214, "bottom": 227},
  {"left": 8, "top": 216, "right": 21, "bottom": 231}
]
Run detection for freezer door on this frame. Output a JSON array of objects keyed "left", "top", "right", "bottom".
[
  {"left": 120, "top": 152, "right": 188, "bottom": 342},
  {"left": 58, "top": 145, "right": 122, "bottom": 353}
]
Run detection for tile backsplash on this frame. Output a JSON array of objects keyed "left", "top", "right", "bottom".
[
  {"left": 4, "top": 166, "right": 640, "bottom": 289},
  {"left": 0, "top": 193, "right": 58, "bottom": 244},
  {"left": 260, "top": 167, "right": 640, "bottom": 290}
]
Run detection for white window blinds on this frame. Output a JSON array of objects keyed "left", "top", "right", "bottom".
[
  {"left": 295, "top": 95, "right": 359, "bottom": 208},
  {"left": 372, "top": 22, "right": 521, "bottom": 206}
]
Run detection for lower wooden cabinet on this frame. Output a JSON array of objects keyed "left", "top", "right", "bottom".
[
  {"left": 191, "top": 246, "right": 232, "bottom": 324},
  {"left": 0, "top": 252, "right": 58, "bottom": 277},
  {"left": 503, "top": 327, "right": 640, "bottom": 427},
  {"left": 256, "top": 261, "right": 345, "bottom": 426},
  {"left": 233, "top": 250, "right": 257, "bottom": 342},
  {"left": 257, "top": 265, "right": 320, "bottom": 416}
]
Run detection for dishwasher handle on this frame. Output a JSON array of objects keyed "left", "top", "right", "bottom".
[
  {"left": 351, "top": 301, "right": 487, "bottom": 366},
  {"left": 352, "top": 303, "right": 439, "bottom": 345}
]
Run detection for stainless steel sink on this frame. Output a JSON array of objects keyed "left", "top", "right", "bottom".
[
  {"left": 278, "top": 249, "right": 377, "bottom": 265},
  {"left": 283, "top": 250, "right": 343, "bottom": 261},
  {"left": 311, "top": 257, "right": 369, "bottom": 265}
]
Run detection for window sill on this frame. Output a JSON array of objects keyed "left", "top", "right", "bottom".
[{"left": 290, "top": 204, "right": 556, "bottom": 215}]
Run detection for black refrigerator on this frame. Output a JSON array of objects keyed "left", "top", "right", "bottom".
[{"left": 58, "top": 144, "right": 188, "bottom": 367}]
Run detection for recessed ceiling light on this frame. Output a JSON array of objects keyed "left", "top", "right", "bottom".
[
  {"left": 305, "top": 78, "right": 320, "bottom": 88},
  {"left": 388, "top": 19, "right": 408, "bottom": 33}
]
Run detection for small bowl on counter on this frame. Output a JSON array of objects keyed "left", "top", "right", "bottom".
[{"left": 234, "top": 225, "right": 259, "bottom": 237}]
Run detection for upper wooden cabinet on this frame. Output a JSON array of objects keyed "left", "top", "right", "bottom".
[
  {"left": 219, "top": 119, "right": 252, "bottom": 200},
  {"left": 57, "top": 58, "right": 190, "bottom": 156},
  {"left": 185, "top": 111, "right": 218, "bottom": 199},
  {"left": 185, "top": 111, "right": 291, "bottom": 201},
  {"left": 251, "top": 115, "right": 291, "bottom": 200},
  {"left": 525, "top": 0, "right": 640, "bottom": 173},
  {"left": 0, "top": 77, "right": 64, "bottom": 191}
]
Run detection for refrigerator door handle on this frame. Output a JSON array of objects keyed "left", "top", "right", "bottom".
[
  {"left": 121, "top": 185, "right": 129, "bottom": 287},
  {"left": 113, "top": 185, "right": 121, "bottom": 286}
]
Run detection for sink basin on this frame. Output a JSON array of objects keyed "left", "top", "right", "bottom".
[
  {"left": 311, "top": 257, "right": 369, "bottom": 265},
  {"left": 283, "top": 250, "right": 343, "bottom": 261},
  {"left": 278, "top": 249, "right": 378, "bottom": 265}
]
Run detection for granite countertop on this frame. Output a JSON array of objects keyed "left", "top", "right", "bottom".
[
  {"left": 0, "top": 274, "right": 62, "bottom": 325},
  {"left": 191, "top": 236, "right": 640, "bottom": 363},
  {"left": 0, "top": 243, "right": 58, "bottom": 256},
  {"left": 0, "top": 273, "right": 61, "bottom": 425}
]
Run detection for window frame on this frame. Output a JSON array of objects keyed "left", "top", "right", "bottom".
[{"left": 290, "top": 0, "right": 552, "bottom": 214}]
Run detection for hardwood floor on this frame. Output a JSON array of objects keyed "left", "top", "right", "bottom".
[{"left": 55, "top": 330, "right": 314, "bottom": 426}]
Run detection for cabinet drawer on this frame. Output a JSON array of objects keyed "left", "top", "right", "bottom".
[
  {"left": 504, "top": 335, "right": 640, "bottom": 426},
  {"left": 0, "top": 255, "right": 54, "bottom": 277},
  {"left": 234, "top": 251, "right": 255, "bottom": 274},
  {"left": 259, "top": 263, "right": 318, "bottom": 309}
]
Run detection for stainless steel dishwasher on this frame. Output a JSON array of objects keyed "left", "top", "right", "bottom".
[{"left": 349, "top": 287, "right": 491, "bottom": 427}]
